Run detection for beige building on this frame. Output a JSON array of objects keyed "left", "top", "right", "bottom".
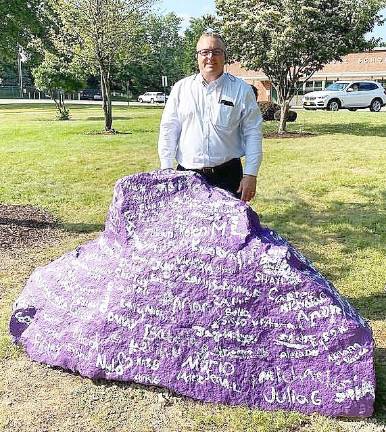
[{"left": 226, "top": 48, "right": 386, "bottom": 103}]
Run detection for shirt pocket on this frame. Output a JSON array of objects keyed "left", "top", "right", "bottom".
[{"left": 213, "top": 103, "right": 237, "bottom": 128}]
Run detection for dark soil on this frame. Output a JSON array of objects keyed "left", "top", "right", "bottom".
[
  {"left": 0, "top": 204, "right": 59, "bottom": 250},
  {"left": 84, "top": 129, "right": 132, "bottom": 135},
  {"left": 264, "top": 131, "right": 316, "bottom": 139}
]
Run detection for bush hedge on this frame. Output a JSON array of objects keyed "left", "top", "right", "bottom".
[
  {"left": 273, "top": 109, "right": 298, "bottom": 122},
  {"left": 258, "top": 102, "right": 297, "bottom": 122},
  {"left": 258, "top": 102, "right": 280, "bottom": 121}
]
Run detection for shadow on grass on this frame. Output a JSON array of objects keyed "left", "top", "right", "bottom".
[
  {"left": 346, "top": 295, "right": 386, "bottom": 322},
  {"left": 0, "top": 217, "right": 55, "bottom": 229},
  {"left": 302, "top": 118, "right": 386, "bottom": 138},
  {"left": 59, "top": 222, "right": 104, "bottom": 234}
]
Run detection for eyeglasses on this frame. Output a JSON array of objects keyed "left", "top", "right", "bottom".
[{"left": 196, "top": 49, "right": 224, "bottom": 57}]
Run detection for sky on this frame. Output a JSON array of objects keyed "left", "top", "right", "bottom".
[
  {"left": 157, "top": 0, "right": 216, "bottom": 30},
  {"left": 158, "top": 0, "right": 386, "bottom": 43}
]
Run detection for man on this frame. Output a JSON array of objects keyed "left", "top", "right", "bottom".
[{"left": 158, "top": 32, "right": 263, "bottom": 202}]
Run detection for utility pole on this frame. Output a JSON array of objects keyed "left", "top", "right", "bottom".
[
  {"left": 17, "top": 46, "right": 27, "bottom": 98},
  {"left": 18, "top": 48, "right": 23, "bottom": 98}
]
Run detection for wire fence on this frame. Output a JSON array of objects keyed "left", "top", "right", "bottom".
[{"left": 0, "top": 86, "right": 129, "bottom": 101}]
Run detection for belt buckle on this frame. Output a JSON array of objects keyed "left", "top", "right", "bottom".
[{"left": 202, "top": 167, "right": 214, "bottom": 174}]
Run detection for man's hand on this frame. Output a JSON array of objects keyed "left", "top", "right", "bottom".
[{"left": 237, "top": 175, "right": 256, "bottom": 202}]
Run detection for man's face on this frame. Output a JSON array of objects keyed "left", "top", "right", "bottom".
[{"left": 196, "top": 36, "right": 225, "bottom": 79}]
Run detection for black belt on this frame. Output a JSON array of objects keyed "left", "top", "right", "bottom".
[{"left": 194, "top": 158, "right": 240, "bottom": 175}]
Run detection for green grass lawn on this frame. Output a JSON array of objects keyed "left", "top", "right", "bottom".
[{"left": 0, "top": 103, "right": 385, "bottom": 432}]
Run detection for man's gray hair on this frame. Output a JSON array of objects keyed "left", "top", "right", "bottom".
[{"left": 197, "top": 31, "right": 226, "bottom": 50}]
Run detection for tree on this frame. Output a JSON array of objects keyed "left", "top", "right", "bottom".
[
  {"left": 143, "top": 13, "right": 184, "bottom": 89},
  {"left": 56, "top": 0, "right": 155, "bottom": 132},
  {"left": 0, "top": 0, "right": 52, "bottom": 60},
  {"left": 217, "top": 0, "right": 385, "bottom": 133},
  {"left": 182, "top": 15, "right": 218, "bottom": 76},
  {"left": 33, "top": 52, "right": 83, "bottom": 120},
  {"left": 113, "top": 12, "right": 184, "bottom": 97},
  {"left": 28, "top": 2, "right": 85, "bottom": 119}
]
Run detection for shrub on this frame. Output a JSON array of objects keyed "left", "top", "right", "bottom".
[
  {"left": 56, "top": 105, "right": 71, "bottom": 121},
  {"left": 273, "top": 109, "right": 297, "bottom": 122},
  {"left": 258, "top": 101, "right": 280, "bottom": 121}
]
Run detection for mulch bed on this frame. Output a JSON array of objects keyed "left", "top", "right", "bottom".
[
  {"left": 264, "top": 131, "right": 316, "bottom": 139},
  {"left": 0, "top": 204, "right": 59, "bottom": 250},
  {"left": 84, "top": 129, "right": 132, "bottom": 135}
]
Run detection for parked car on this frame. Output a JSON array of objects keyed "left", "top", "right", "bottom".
[
  {"left": 79, "top": 89, "right": 102, "bottom": 101},
  {"left": 137, "top": 92, "right": 166, "bottom": 103},
  {"left": 302, "top": 80, "right": 386, "bottom": 112}
]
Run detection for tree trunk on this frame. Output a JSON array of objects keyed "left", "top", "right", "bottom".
[
  {"left": 100, "top": 69, "right": 113, "bottom": 132},
  {"left": 278, "top": 100, "right": 290, "bottom": 134},
  {"left": 50, "top": 90, "right": 69, "bottom": 120}
]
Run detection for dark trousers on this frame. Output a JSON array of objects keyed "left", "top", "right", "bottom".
[{"left": 177, "top": 158, "right": 243, "bottom": 197}]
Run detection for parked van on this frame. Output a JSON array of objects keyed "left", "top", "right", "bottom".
[{"left": 137, "top": 92, "right": 166, "bottom": 103}]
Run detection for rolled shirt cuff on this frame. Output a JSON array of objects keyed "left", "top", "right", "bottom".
[
  {"left": 243, "top": 165, "right": 258, "bottom": 177},
  {"left": 160, "top": 159, "right": 174, "bottom": 169}
]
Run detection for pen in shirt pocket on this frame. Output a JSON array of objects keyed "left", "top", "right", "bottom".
[{"left": 219, "top": 98, "right": 234, "bottom": 107}]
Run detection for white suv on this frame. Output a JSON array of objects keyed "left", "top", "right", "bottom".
[
  {"left": 137, "top": 92, "right": 166, "bottom": 103},
  {"left": 302, "top": 81, "right": 386, "bottom": 112}
]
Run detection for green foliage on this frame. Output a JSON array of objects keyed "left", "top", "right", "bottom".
[
  {"left": 33, "top": 52, "right": 83, "bottom": 120},
  {"left": 0, "top": 0, "right": 52, "bottom": 60},
  {"left": 0, "top": 61, "right": 19, "bottom": 86},
  {"left": 33, "top": 53, "right": 83, "bottom": 95},
  {"left": 273, "top": 109, "right": 298, "bottom": 122},
  {"left": 217, "top": 0, "right": 385, "bottom": 132},
  {"left": 56, "top": 105, "right": 71, "bottom": 120},
  {"left": 53, "top": 0, "right": 155, "bottom": 131},
  {"left": 57, "top": 0, "right": 151, "bottom": 73},
  {"left": 258, "top": 101, "right": 280, "bottom": 121},
  {"left": 115, "top": 12, "right": 185, "bottom": 96},
  {"left": 260, "top": 101, "right": 298, "bottom": 123},
  {"left": 143, "top": 13, "right": 184, "bottom": 86}
]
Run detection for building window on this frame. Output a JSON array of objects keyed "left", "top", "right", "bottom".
[
  {"left": 304, "top": 80, "right": 314, "bottom": 94},
  {"left": 378, "top": 79, "right": 386, "bottom": 88}
]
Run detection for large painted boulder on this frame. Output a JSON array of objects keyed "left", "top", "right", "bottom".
[{"left": 10, "top": 170, "right": 375, "bottom": 417}]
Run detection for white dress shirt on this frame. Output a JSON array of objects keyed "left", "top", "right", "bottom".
[{"left": 158, "top": 73, "right": 263, "bottom": 176}]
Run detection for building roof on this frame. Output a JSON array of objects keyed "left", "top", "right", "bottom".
[{"left": 226, "top": 49, "right": 386, "bottom": 81}]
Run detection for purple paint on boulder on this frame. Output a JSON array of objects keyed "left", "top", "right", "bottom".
[
  {"left": 9, "top": 307, "right": 36, "bottom": 341},
  {"left": 10, "top": 170, "right": 375, "bottom": 417}
]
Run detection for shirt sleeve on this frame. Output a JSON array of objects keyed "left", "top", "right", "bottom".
[
  {"left": 240, "top": 87, "right": 263, "bottom": 176},
  {"left": 158, "top": 83, "right": 182, "bottom": 169}
]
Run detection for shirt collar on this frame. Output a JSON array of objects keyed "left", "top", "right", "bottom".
[{"left": 197, "top": 72, "right": 226, "bottom": 89}]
